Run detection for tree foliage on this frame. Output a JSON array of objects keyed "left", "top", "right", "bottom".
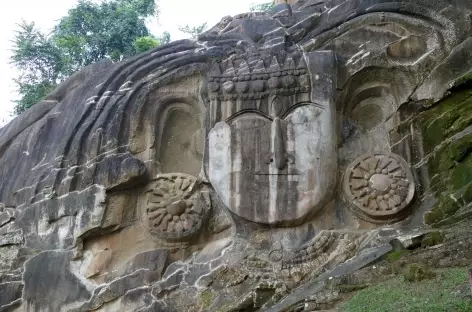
[
  {"left": 250, "top": 1, "right": 275, "bottom": 12},
  {"left": 10, "top": 22, "right": 67, "bottom": 114},
  {"left": 10, "top": 0, "right": 165, "bottom": 115},
  {"left": 178, "top": 23, "right": 208, "bottom": 39}
]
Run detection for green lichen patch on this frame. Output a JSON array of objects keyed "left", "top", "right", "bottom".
[
  {"left": 386, "top": 250, "right": 410, "bottom": 262},
  {"left": 417, "top": 89, "right": 472, "bottom": 155},
  {"left": 414, "top": 85, "right": 472, "bottom": 225},
  {"left": 199, "top": 289, "right": 217, "bottom": 309},
  {"left": 403, "top": 263, "right": 436, "bottom": 282},
  {"left": 453, "top": 72, "right": 472, "bottom": 89},
  {"left": 425, "top": 182, "right": 472, "bottom": 225},
  {"left": 421, "top": 231, "right": 444, "bottom": 247}
]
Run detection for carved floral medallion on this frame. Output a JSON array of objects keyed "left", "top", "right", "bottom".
[
  {"left": 343, "top": 153, "right": 415, "bottom": 221},
  {"left": 146, "top": 173, "right": 209, "bottom": 240}
]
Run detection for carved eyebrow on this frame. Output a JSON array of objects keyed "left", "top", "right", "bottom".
[
  {"left": 281, "top": 102, "right": 325, "bottom": 119},
  {"left": 226, "top": 109, "right": 273, "bottom": 123}
]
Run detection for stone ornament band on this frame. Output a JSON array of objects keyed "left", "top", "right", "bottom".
[
  {"left": 208, "top": 55, "right": 310, "bottom": 100},
  {"left": 343, "top": 153, "right": 415, "bottom": 221}
]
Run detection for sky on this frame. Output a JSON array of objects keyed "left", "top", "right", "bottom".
[{"left": 0, "top": 0, "right": 269, "bottom": 127}]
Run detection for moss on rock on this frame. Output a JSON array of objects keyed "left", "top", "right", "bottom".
[
  {"left": 199, "top": 290, "right": 217, "bottom": 309},
  {"left": 403, "top": 263, "right": 436, "bottom": 282},
  {"left": 421, "top": 231, "right": 444, "bottom": 247},
  {"left": 386, "top": 250, "right": 410, "bottom": 262},
  {"left": 415, "top": 85, "right": 472, "bottom": 225}
]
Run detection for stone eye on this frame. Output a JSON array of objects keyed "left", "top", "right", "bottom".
[
  {"left": 228, "top": 113, "right": 271, "bottom": 130},
  {"left": 285, "top": 105, "right": 322, "bottom": 124}
]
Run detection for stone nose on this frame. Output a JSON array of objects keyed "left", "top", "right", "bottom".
[{"left": 271, "top": 118, "right": 287, "bottom": 170}]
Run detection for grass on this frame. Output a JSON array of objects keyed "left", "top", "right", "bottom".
[{"left": 340, "top": 268, "right": 472, "bottom": 312}]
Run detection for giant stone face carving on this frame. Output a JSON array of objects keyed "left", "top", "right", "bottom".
[
  {"left": 2, "top": 0, "right": 472, "bottom": 311},
  {"left": 206, "top": 52, "right": 337, "bottom": 225}
]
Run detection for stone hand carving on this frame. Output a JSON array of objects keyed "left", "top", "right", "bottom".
[
  {"left": 206, "top": 51, "right": 337, "bottom": 226},
  {"left": 146, "top": 174, "right": 210, "bottom": 241},
  {"left": 343, "top": 153, "right": 415, "bottom": 222}
]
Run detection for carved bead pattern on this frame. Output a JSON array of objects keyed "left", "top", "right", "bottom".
[
  {"left": 281, "top": 232, "right": 339, "bottom": 269},
  {"left": 223, "top": 81, "right": 235, "bottom": 93},
  {"left": 146, "top": 173, "right": 208, "bottom": 241},
  {"left": 212, "top": 87, "right": 310, "bottom": 101},
  {"left": 208, "top": 55, "right": 311, "bottom": 100},
  {"left": 343, "top": 153, "right": 415, "bottom": 221},
  {"left": 282, "top": 75, "right": 296, "bottom": 88},
  {"left": 252, "top": 80, "right": 265, "bottom": 93},
  {"left": 299, "top": 74, "right": 310, "bottom": 87},
  {"left": 208, "top": 82, "right": 220, "bottom": 92},
  {"left": 268, "top": 77, "right": 280, "bottom": 89},
  {"left": 236, "top": 82, "right": 250, "bottom": 93}
]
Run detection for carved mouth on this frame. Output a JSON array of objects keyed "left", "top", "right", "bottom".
[
  {"left": 252, "top": 173, "right": 301, "bottom": 183},
  {"left": 254, "top": 174, "right": 300, "bottom": 176}
]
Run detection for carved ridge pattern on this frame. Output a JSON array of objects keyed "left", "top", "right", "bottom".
[
  {"left": 146, "top": 173, "right": 208, "bottom": 241},
  {"left": 282, "top": 232, "right": 341, "bottom": 269},
  {"left": 343, "top": 153, "right": 415, "bottom": 221},
  {"left": 208, "top": 54, "right": 311, "bottom": 100}
]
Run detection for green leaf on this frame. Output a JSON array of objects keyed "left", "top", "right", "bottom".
[
  {"left": 178, "top": 23, "right": 208, "bottom": 39},
  {"left": 250, "top": 1, "right": 275, "bottom": 12},
  {"left": 10, "top": 0, "right": 167, "bottom": 115}
]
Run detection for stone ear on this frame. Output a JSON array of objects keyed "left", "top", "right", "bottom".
[{"left": 190, "top": 129, "right": 205, "bottom": 160}]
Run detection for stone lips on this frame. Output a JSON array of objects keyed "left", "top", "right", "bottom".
[
  {"left": 343, "top": 153, "right": 416, "bottom": 222},
  {"left": 146, "top": 173, "right": 209, "bottom": 241}
]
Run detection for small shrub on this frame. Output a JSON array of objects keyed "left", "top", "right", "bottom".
[
  {"left": 421, "top": 231, "right": 445, "bottom": 247},
  {"left": 403, "top": 263, "right": 436, "bottom": 282},
  {"left": 387, "top": 250, "right": 410, "bottom": 262}
]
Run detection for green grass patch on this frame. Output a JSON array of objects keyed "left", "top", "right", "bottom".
[
  {"left": 340, "top": 268, "right": 472, "bottom": 312},
  {"left": 386, "top": 250, "right": 410, "bottom": 262}
]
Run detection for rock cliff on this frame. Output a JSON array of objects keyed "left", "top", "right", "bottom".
[{"left": 1, "top": 1, "right": 472, "bottom": 311}]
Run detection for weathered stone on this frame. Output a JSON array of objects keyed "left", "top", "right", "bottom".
[
  {"left": 23, "top": 251, "right": 92, "bottom": 311},
  {"left": 1, "top": 0, "right": 472, "bottom": 310},
  {"left": 0, "top": 229, "right": 23, "bottom": 247},
  {"left": 0, "top": 281, "right": 23, "bottom": 309},
  {"left": 390, "top": 232, "right": 429, "bottom": 250}
]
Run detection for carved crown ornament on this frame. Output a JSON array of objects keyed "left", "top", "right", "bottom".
[{"left": 207, "top": 54, "right": 311, "bottom": 101}]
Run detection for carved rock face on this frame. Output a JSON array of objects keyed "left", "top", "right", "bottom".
[
  {"left": 146, "top": 174, "right": 209, "bottom": 241},
  {"left": 206, "top": 52, "right": 337, "bottom": 225},
  {"left": 343, "top": 153, "right": 415, "bottom": 222}
]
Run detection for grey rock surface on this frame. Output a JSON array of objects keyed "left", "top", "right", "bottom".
[{"left": 1, "top": 0, "right": 472, "bottom": 311}]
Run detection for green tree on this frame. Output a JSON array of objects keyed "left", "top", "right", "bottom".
[
  {"left": 178, "top": 23, "right": 208, "bottom": 39},
  {"left": 10, "top": 22, "right": 68, "bottom": 114},
  {"left": 53, "top": 0, "right": 158, "bottom": 69},
  {"left": 158, "top": 31, "right": 171, "bottom": 45},
  {"left": 11, "top": 0, "right": 165, "bottom": 115},
  {"left": 250, "top": 1, "right": 275, "bottom": 11},
  {"left": 133, "top": 36, "right": 160, "bottom": 54}
]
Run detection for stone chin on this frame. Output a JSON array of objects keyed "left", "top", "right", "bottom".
[{"left": 206, "top": 106, "right": 338, "bottom": 226}]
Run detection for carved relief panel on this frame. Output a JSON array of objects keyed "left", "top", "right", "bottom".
[
  {"left": 146, "top": 173, "right": 210, "bottom": 241},
  {"left": 205, "top": 51, "right": 338, "bottom": 225}
]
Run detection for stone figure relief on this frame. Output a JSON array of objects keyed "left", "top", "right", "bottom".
[
  {"left": 157, "top": 103, "right": 204, "bottom": 177},
  {"left": 146, "top": 173, "right": 210, "bottom": 241},
  {"left": 206, "top": 51, "right": 338, "bottom": 226},
  {"left": 2, "top": 0, "right": 472, "bottom": 311},
  {"left": 343, "top": 153, "right": 416, "bottom": 222}
]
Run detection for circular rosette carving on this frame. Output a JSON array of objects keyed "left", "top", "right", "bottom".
[
  {"left": 146, "top": 173, "right": 210, "bottom": 241},
  {"left": 343, "top": 153, "right": 415, "bottom": 222}
]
